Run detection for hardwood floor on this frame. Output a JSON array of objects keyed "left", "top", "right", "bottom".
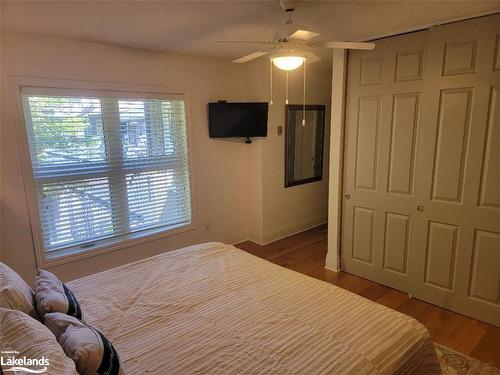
[{"left": 235, "top": 224, "right": 500, "bottom": 368}]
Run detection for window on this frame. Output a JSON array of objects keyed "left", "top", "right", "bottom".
[{"left": 21, "top": 88, "right": 192, "bottom": 260}]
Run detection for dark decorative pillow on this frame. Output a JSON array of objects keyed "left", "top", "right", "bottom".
[
  {"left": 34, "top": 269, "right": 83, "bottom": 321},
  {"left": 44, "top": 313, "right": 124, "bottom": 375}
]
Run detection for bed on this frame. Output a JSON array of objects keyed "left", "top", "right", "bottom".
[{"left": 67, "top": 242, "right": 441, "bottom": 374}]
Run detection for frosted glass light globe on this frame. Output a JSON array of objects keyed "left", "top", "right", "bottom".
[{"left": 272, "top": 56, "right": 305, "bottom": 71}]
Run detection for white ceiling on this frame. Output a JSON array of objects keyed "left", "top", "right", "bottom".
[{"left": 2, "top": 1, "right": 500, "bottom": 61}]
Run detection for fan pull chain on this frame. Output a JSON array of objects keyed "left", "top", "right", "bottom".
[
  {"left": 269, "top": 60, "right": 274, "bottom": 105},
  {"left": 302, "top": 60, "right": 307, "bottom": 127},
  {"left": 285, "top": 70, "right": 289, "bottom": 105}
]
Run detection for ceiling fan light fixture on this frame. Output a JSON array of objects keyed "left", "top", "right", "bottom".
[{"left": 271, "top": 55, "right": 305, "bottom": 71}]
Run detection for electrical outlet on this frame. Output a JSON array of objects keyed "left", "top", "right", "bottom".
[
  {"left": 205, "top": 221, "right": 210, "bottom": 230},
  {"left": 277, "top": 126, "right": 283, "bottom": 135}
]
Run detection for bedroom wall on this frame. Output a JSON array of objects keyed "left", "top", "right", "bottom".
[
  {"left": 0, "top": 32, "right": 331, "bottom": 281},
  {"left": 240, "top": 58, "right": 332, "bottom": 244},
  {"left": 259, "top": 60, "right": 331, "bottom": 244}
]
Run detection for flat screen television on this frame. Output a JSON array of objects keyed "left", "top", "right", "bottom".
[{"left": 208, "top": 102, "right": 268, "bottom": 141}]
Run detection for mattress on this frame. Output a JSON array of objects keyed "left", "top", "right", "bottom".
[{"left": 68, "top": 242, "right": 441, "bottom": 374}]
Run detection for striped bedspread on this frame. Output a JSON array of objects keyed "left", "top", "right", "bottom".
[{"left": 68, "top": 242, "right": 441, "bottom": 374}]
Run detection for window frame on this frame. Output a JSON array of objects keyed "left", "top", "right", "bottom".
[{"left": 10, "top": 77, "right": 197, "bottom": 267}]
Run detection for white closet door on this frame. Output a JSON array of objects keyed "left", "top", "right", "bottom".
[
  {"left": 342, "top": 30, "right": 428, "bottom": 292},
  {"left": 342, "top": 14, "right": 500, "bottom": 327},
  {"left": 409, "top": 15, "right": 500, "bottom": 327}
]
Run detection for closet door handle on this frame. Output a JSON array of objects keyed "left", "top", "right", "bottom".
[
  {"left": 344, "top": 193, "right": 351, "bottom": 199},
  {"left": 416, "top": 204, "right": 425, "bottom": 213}
]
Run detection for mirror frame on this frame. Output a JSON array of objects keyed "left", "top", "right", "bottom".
[{"left": 284, "top": 104, "right": 326, "bottom": 188}]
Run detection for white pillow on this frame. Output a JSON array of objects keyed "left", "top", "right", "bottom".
[
  {"left": 0, "top": 307, "right": 78, "bottom": 375},
  {"left": 0, "top": 262, "right": 38, "bottom": 319},
  {"left": 35, "top": 269, "right": 84, "bottom": 321},
  {"left": 45, "top": 312, "right": 125, "bottom": 375}
]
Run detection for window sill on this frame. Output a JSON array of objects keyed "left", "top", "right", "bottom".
[{"left": 40, "top": 222, "right": 196, "bottom": 268}]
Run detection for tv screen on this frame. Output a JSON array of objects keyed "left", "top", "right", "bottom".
[{"left": 208, "top": 102, "right": 268, "bottom": 139}]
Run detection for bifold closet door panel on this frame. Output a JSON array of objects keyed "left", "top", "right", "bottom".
[
  {"left": 342, "top": 14, "right": 500, "bottom": 326},
  {"left": 342, "top": 31, "right": 428, "bottom": 292},
  {"left": 408, "top": 15, "right": 500, "bottom": 327}
]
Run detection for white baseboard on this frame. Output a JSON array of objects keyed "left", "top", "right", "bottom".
[
  {"left": 218, "top": 213, "right": 328, "bottom": 247},
  {"left": 325, "top": 251, "right": 340, "bottom": 272},
  {"left": 226, "top": 234, "right": 251, "bottom": 245},
  {"left": 261, "top": 212, "right": 328, "bottom": 245},
  {"left": 207, "top": 231, "right": 250, "bottom": 246}
]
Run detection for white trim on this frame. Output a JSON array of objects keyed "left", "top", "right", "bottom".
[
  {"left": 182, "top": 87, "right": 198, "bottom": 239},
  {"left": 14, "top": 76, "right": 188, "bottom": 97},
  {"left": 358, "top": 9, "right": 500, "bottom": 42},
  {"left": 10, "top": 78, "right": 45, "bottom": 267},
  {"left": 9, "top": 76, "right": 197, "bottom": 267},
  {"left": 21, "top": 86, "right": 184, "bottom": 101},
  {"left": 42, "top": 223, "right": 196, "bottom": 267},
  {"left": 261, "top": 212, "right": 328, "bottom": 245},
  {"left": 324, "top": 252, "right": 340, "bottom": 272},
  {"left": 325, "top": 50, "right": 347, "bottom": 272},
  {"left": 235, "top": 222, "right": 327, "bottom": 247},
  {"left": 207, "top": 231, "right": 251, "bottom": 248}
]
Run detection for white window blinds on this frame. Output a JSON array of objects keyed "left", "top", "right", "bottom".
[{"left": 21, "top": 89, "right": 191, "bottom": 258}]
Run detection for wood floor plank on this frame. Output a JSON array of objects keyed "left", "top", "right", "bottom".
[
  {"left": 471, "top": 328, "right": 500, "bottom": 366},
  {"left": 235, "top": 224, "right": 500, "bottom": 367},
  {"left": 358, "top": 283, "right": 393, "bottom": 302},
  {"left": 374, "top": 289, "right": 409, "bottom": 310}
]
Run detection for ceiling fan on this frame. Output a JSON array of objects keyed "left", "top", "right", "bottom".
[{"left": 215, "top": 0, "right": 375, "bottom": 70}]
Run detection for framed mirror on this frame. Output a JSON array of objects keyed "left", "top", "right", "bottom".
[{"left": 285, "top": 104, "right": 325, "bottom": 187}]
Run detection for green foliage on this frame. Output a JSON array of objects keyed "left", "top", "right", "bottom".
[{"left": 28, "top": 96, "right": 104, "bottom": 163}]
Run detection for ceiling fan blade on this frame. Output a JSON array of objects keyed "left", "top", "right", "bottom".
[
  {"left": 288, "top": 29, "right": 321, "bottom": 41},
  {"left": 323, "top": 42, "right": 376, "bottom": 50},
  {"left": 214, "top": 41, "right": 268, "bottom": 44},
  {"left": 233, "top": 51, "right": 269, "bottom": 63},
  {"left": 302, "top": 51, "right": 322, "bottom": 63}
]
